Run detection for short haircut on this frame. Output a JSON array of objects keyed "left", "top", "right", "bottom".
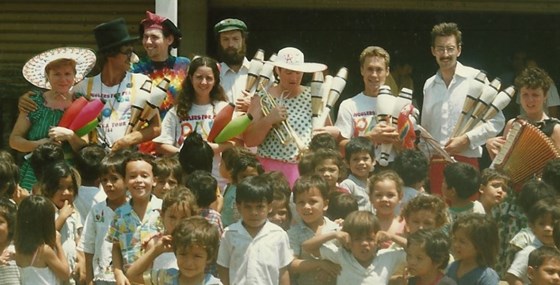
[
  {"left": 311, "top": 148, "right": 346, "bottom": 180},
  {"left": 154, "top": 155, "right": 183, "bottom": 183},
  {"left": 452, "top": 213, "right": 499, "bottom": 267},
  {"left": 178, "top": 132, "right": 213, "bottom": 175},
  {"left": 359, "top": 46, "right": 390, "bottom": 69},
  {"left": 231, "top": 153, "right": 264, "bottom": 184},
  {"left": 40, "top": 160, "right": 80, "bottom": 198},
  {"left": 120, "top": 151, "right": 155, "bottom": 178},
  {"left": 298, "top": 151, "right": 315, "bottom": 177},
  {"left": 542, "top": 158, "right": 560, "bottom": 194},
  {"left": 75, "top": 144, "right": 107, "bottom": 183},
  {"left": 480, "top": 168, "right": 510, "bottom": 187},
  {"left": 0, "top": 156, "right": 19, "bottom": 199},
  {"left": 309, "top": 133, "right": 338, "bottom": 152},
  {"left": 528, "top": 246, "right": 560, "bottom": 268},
  {"left": 344, "top": 137, "right": 375, "bottom": 162},
  {"left": 29, "top": 142, "right": 64, "bottom": 180},
  {"left": 185, "top": 170, "right": 217, "bottom": 208},
  {"left": 431, "top": 22, "right": 462, "bottom": 47},
  {"left": 263, "top": 171, "right": 291, "bottom": 195},
  {"left": 443, "top": 162, "right": 480, "bottom": 199},
  {"left": 99, "top": 148, "right": 133, "bottom": 176},
  {"left": 161, "top": 185, "right": 199, "bottom": 217},
  {"left": 15, "top": 196, "right": 56, "bottom": 255},
  {"left": 393, "top": 150, "right": 428, "bottom": 187},
  {"left": 369, "top": 170, "right": 404, "bottom": 197},
  {"left": 407, "top": 229, "right": 451, "bottom": 270},
  {"left": 527, "top": 198, "right": 560, "bottom": 225},
  {"left": 292, "top": 174, "right": 330, "bottom": 203},
  {"left": 236, "top": 175, "right": 273, "bottom": 204},
  {"left": 221, "top": 147, "right": 252, "bottom": 172},
  {"left": 517, "top": 179, "right": 556, "bottom": 215},
  {"left": 515, "top": 66, "right": 553, "bottom": 95},
  {"left": 326, "top": 192, "right": 358, "bottom": 221},
  {"left": 0, "top": 198, "right": 17, "bottom": 241},
  {"left": 342, "top": 210, "right": 380, "bottom": 238},
  {"left": 45, "top": 58, "right": 77, "bottom": 76},
  {"left": 173, "top": 216, "right": 220, "bottom": 263},
  {"left": 401, "top": 194, "right": 449, "bottom": 227}
]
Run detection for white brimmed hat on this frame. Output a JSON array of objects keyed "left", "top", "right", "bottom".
[
  {"left": 22, "top": 47, "right": 96, "bottom": 89},
  {"left": 271, "top": 47, "right": 327, "bottom": 73}
]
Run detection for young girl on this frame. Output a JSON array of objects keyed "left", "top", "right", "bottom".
[
  {"left": 265, "top": 171, "right": 292, "bottom": 231},
  {"left": 40, "top": 160, "right": 83, "bottom": 284},
  {"left": 15, "top": 196, "right": 71, "bottom": 284},
  {"left": 127, "top": 216, "right": 222, "bottom": 285},
  {"left": 369, "top": 170, "right": 405, "bottom": 249},
  {"left": 447, "top": 213, "right": 500, "bottom": 284},
  {"left": 312, "top": 148, "right": 348, "bottom": 196},
  {"left": 406, "top": 229, "right": 456, "bottom": 285},
  {"left": 0, "top": 198, "right": 19, "bottom": 285},
  {"left": 126, "top": 185, "right": 199, "bottom": 275}
]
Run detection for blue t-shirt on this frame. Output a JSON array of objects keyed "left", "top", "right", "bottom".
[{"left": 445, "top": 261, "right": 499, "bottom": 285}]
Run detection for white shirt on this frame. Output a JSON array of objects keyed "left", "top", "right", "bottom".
[
  {"left": 220, "top": 58, "right": 250, "bottom": 103},
  {"left": 421, "top": 62, "right": 505, "bottom": 158},
  {"left": 217, "top": 221, "right": 293, "bottom": 285},
  {"left": 74, "top": 186, "right": 106, "bottom": 225}
]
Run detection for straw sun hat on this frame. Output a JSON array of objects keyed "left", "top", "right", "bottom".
[{"left": 271, "top": 47, "right": 327, "bottom": 73}]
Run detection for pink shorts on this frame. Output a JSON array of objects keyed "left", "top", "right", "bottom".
[{"left": 258, "top": 156, "right": 300, "bottom": 188}]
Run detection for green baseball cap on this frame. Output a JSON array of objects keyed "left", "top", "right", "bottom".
[{"left": 214, "top": 18, "right": 248, "bottom": 35}]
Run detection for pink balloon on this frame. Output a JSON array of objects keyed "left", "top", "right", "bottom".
[{"left": 68, "top": 99, "right": 104, "bottom": 131}]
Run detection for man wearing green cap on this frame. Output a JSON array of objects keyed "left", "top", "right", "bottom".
[{"left": 214, "top": 18, "right": 251, "bottom": 111}]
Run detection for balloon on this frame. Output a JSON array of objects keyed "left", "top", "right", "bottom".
[
  {"left": 59, "top": 97, "right": 88, "bottom": 128},
  {"left": 75, "top": 118, "right": 98, "bottom": 137},
  {"left": 68, "top": 99, "right": 104, "bottom": 131},
  {"left": 207, "top": 103, "right": 235, "bottom": 143},
  {"left": 214, "top": 114, "right": 253, "bottom": 143},
  {"left": 398, "top": 104, "right": 417, "bottom": 149}
]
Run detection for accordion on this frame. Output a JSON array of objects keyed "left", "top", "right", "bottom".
[{"left": 491, "top": 119, "right": 560, "bottom": 187}]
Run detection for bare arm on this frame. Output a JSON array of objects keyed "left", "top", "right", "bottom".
[
  {"left": 154, "top": 143, "right": 179, "bottom": 156},
  {"left": 485, "top": 119, "right": 514, "bottom": 160},
  {"left": 550, "top": 124, "right": 560, "bottom": 150},
  {"left": 45, "top": 234, "right": 71, "bottom": 281},
  {"left": 126, "top": 235, "right": 173, "bottom": 284},
  {"left": 18, "top": 91, "right": 38, "bottom": 113},
  {"left": 504, "top": 273, "right": 523, "bottom": 285},
  {"left": 85, "top": 252, "right": 94, "bottom": 285},
  {"left": 217, "top": 265, "right": 230, "bottom": 285},
  {"left": 48, "top": 127, "right": 87, "bottom": 152},
  {"left": 279, "top": 266, "right": 290, "bottom": 285},
  {"left": 289, "top": 258, "right": 341, "bottom": 278},
  {"left": 301, "top": 231, "right": 348, "bottom": 258},
  {"left": 9, "top": 111, "right": 50, "bottom": 152},
  {"left": 112, "top": 243, "right": 130, "bottom": 285},
  {"left": 243, "top": 96, "right": 286, "bottom": 147},
  {"left": 112, "top": 113, "right": 161, "bottom": 151}
]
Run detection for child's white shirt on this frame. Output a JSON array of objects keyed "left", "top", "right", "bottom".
[
  {"left": 507, "top": 239, "right": 543, "bottom": 285},
  {"left": 57, "top": 209, "right": 82, "bottom": 285},
  {"left": 75, "top": 185, "right": 107, "bottom": 225},
  {"left": 319, "top": 241, "right": 406, "bottom": 285},
  {"left": 77, "top": 200, "right": 116, "bottom": 282},
  {"left": 217, "top": 221, "right": 293, "bottom": 285}
]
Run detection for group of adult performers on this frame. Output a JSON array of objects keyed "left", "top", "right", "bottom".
[{"left": 9, "top": 13, "right": 560, "bottom": 194}]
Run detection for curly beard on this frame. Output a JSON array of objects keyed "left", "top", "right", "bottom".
[{"left": 218, "top": 42, "right": 246, "bottom": 66}]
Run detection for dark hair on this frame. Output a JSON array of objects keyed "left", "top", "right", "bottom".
[
  {"left": 120, "top": 151, "right": 155, "bottom": 178},
  {"left": 480, "top": 168, "right": 510, "bottom": 188},
  {"left": 231, "top": 153, "right": 263, "bottom": 184},
  {"left": 393, "top": 150, "right": 428, "bottom": 187},
  {"left": 342, "top": 210, "right": 380, "bottom": 238},
  {"left": 173, "top": 216, "right": 220, "bottom": 263},
  {"left": 298, "top": 151, "right": 315, "bottom": 177},
  {"left": 185, "top": 170, "right": 217, "bottom": 208},
  {"left": 0, "top": 150, "right": 15, "bottom": 164},
  {"left": 431, "top": 22, "right": 462, "bottom": 47},
  {"left": 517, "top": 179, "right": 556, "bottom": 215},
  {"left": 100, "top": 148, "right": 133, "bottom": 176},
  {"left": 553, "top": 219, "right": 560, "bottom": 249},
  {"left": 75, "top": 144, "right": 107, "bottom": 183},
  {"left": 178, "top": 132, "right": 213, "bottom": 175},
  {"left": 14, "top": 196, "right": 56, "bottom": 255},
  {"left": 344, "top": 137, "right": 375, "bottom": 162},
  {"left": 154, "top": 155, "right": 183, "bottom": 184},
  {"left": 139, "top": 19, "right": 182, "bottom": 51},
  {"left": 236, "top": 175, "right": 273, "bottom": 204},
  {"left": 326, "top": 192, "right": 358, "bottom": 221},
  {"left": 452, "top": 213, "right": 498, "bottom": 267},
  {"left": 309, "top": 133, "right": 338, "bottom": 151},
  {"left": 401, "top": 194, "right": 448, "bottom": 228},
  {"left": 221, "top": 147, "right": 251, "bottom": 173},
  {"left": 0, "top": 198, "right": 17, "bottom": 241},
  {"left": 29, "top": 142, "right": 64, "bottom": 181},
  {"left": 263, "top": 171, "right": 291, "bottom": 195},
  {"left": 407, "top": 229, "right": 451, "bottom": 270},
  {"left": 176, "top": 56, "right": 226, "bottom": 120},
  {"left": 311, "top": 148, "right": 346, "bottom": 182},
  {"left": 443, "top": 162, "right": 480, "bottom": 199},
  {"left": 515, "top": 66, "right": 553, "bottom": 95},
  {"left": 0, "top": 156, "right": 19, "bottom": 199},
  {"left": 528, "top": 246, "right": 560, "bottom": 268},
  {"left": 161, "top": 185, "right": 199, "bottom": 218},
  {"left": 292, "top": 175, "right": 330, "bottom": 203},
  {"left": 527, "top": 198, "right": 560, "bottom": 225},
  {"left": 40, "top": 160, "right": 80, "bottom": 199},
  {"left": 542, "top": 158, "right": 560, "bottom": 194}
]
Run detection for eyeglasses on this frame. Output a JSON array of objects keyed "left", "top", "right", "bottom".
[
  {"left": 119, "top": 49, "right": 134, "bottom": 57},
  {"left": 434, "top": 46, "right": 457, "bottom": 54}
]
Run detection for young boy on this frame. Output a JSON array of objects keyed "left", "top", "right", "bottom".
[
  {"left": 186, "top": 170, "right": 224, "bottom": 235},
  {"left": 106, "top": 152, "right": 162, "bottom": 285},
  {"left": 441, "top": 162, "right": 485, "bottom": 223},
  {"left": 527, "top": 246, "right": 560, "bottom": 285},
  {"left": 217, "top": 175, "right": 293, "bottom": 285},
  {"left": 302, "top": 211, "right": 406, "bottom": 284},
  {"left": 288, "top": 175, "right": 340, "bottom": 285},
  {"left": 478, "top": 168, "right": 510, "bottom": 214},
  {"left": 153, "top": 155, "right": 183, "bottom": 199},
  {"left": 340, "top": 137, "right": 375, "bottom": 211},
  {"left": 392, "top": 149, "right": 428, "bottom": 214},
  {"left": 74, "top": 144, "right": 108, "bottom": 224},
  {"left": 506, "top": 198, "right": 560, "bottom": 284},
  {"left": 127, "top": 216, "right": 222, "bottom": 285},
  {"left": 78, "top": 149, "right": 130, "bottom": 284}
]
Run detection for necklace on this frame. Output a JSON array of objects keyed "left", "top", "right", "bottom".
[{"left": 100, "top": 74, "right": 125, "bottom": 119}]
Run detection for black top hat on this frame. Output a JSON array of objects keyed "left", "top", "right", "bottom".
[{"left": 94, "top": 18, "right": 139, "bottom": 52}]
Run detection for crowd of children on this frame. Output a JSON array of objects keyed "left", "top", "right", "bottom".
[{"left": 1, "top": 135, "right": 560, "bottom": 285}]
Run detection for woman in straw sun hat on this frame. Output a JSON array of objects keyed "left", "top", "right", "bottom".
[
  {"left": 244, "top": 47, "right": 327, "bottom": 186},
  {"left": 9, "top": 47, "right": 96, "bottom": 191}
]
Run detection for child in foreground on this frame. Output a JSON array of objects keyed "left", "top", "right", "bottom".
[
  {"left": 527, "top": 246, "right": 560, "bottom": 285},
  {"left": 340, "top": 137, "right": 375, "bottom": 211},
  {"left": 369, "top": 170, "right": 405, "bottom": 249},
  {"left": 406, "top": 229, "right": 456, "bottom": 285}
]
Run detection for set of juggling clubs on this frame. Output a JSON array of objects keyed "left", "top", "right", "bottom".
[
  {"left": 126, "top": 78, "right": 171, "bottom": 134},
  {"left": 311, "top": 67, "right": 349, "bottom": 129},
  {"left": 451, "top": 71, "right": 515, "bottom": 138}
]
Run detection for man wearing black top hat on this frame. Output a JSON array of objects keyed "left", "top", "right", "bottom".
[{"left": 72, "top": 18, "right": 160, "bottom": 151}]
